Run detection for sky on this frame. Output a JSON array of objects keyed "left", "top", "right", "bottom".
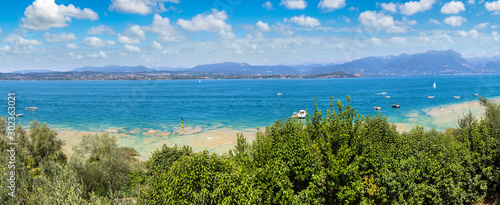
[{"left": 0, "top": 0, "right": 499, "bottom": 71}]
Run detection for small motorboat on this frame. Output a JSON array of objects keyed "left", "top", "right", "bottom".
[
  {"left": 15, "top": 114, "right": 23, "bottom": 117},
  {"left": 199, "top": 80, "right": 201, "bottom": 83},
  {"left": 379, "top": 92, "right": 387, "bottom": 95},
  {"left": 473, "top": 93, "right": 479, "bottom": 96},
  {"left": 277, "top": 92, "right": 282, "bottom": 96},
  {"left": 433, "top": 82, "right": 436, "bottom": 89},
  {"left": 385, "top": 96, "right": 391, "bottom": 99},
  {"left": 454, "top": 96, "right": 461, "bottom": 99},
  {"left": 374, "top": 107, "right": 382, "bottom": 110},
  {"left": 427, "top": 96, "right": 435, "bottom": 99},
  {"left": 292, "top": 110, "right": 307, "bottom": 119},
  {"left": 392, "top": 104, "right": 400, "bottom": 108},
  {"left": 25, "top": 107, "right": 38, "bottom": 111}
]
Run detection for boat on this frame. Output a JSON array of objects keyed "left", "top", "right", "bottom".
[
  {"left": 292, "top": 110, "right": 307, "bottom": 119},
  {"left": 427, "top": 96, "right": 435, "bottom": 99},
  {"left": 379, "top": 92, "right": 387, "bottom": 95},
  {"left": 473, "top": 93, "right": 479, "bottom": 96},
  {"left": 374, "top": 107, "right": 382, "bottom": 110},
  {"left": 25, "top": 107, "right": 38, "bottom": 111},
  {"left": 433, "top": 82, "right": 436, "bottom": 89},
  {"left": 15, "top": 114, "right": 23, "bottom": 117},
  {"left": 392, "top": 104, "right": 400, "bottom": 108},
  {"left": 454, "top": 96, "right": 461, "bottom": 99},
  {"left": 385, "top": 96, "right": 391, "bottom": 98},
  {"left": 199, "top": 80, "right": 201, "bottom": 83},
  {"left": 277, "top": 92, "right": 282, "bottom": 96}
]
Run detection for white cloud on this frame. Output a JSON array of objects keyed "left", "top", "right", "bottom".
[
  {"left": 390, "top": 37, "right": 407, "bottom": 44},
  {"left": 151, "top": 41, "right": 162, "bottom": 49},
  {"left": 358, "top": 11, "right": 406, "bottom": 33},
  {"left": 124, "top": 44, "right": 141, "bottom": 52},
  {"left": 65, "top": 43, "right": 79, "bottom": 49},
  {"left": 109, "top": 0, "right": 179, "bottom": 15},
  {"left": 88, "top": 51, "right": 107, "bottom": 58},
  {"left": 468, "top": 0, "right": 475, "bottom": 4},
  {"left": 493, "top": 31, "right": 499, "bottom": 41},
  {"left": 262, "top": 1, "right": 274, "bottom": 11},
  {"left": 144, "top": 14, "right": 184, "bottom": 42},
  {"left": 5, "top": 35, "right": 43, "bottom": 46},
  {"left": 177, "top": 9, "right": 235, "bottom": 39},
  {"left": 399, "top": 0, "right": 435, "bottom": 15},
  {"left": 83, "top": 36, "right": 116, "bottom": 47},
  {"left": 444, "top": 16, "right": 467, "bottom": 26},
  {"left": 118, "top": 25, "right": 146, "bottom": 44},
  {"left": 21, "top": 0, "right": 98, "bottom": 30},
  {"left": 69, "top": 52, "right": 83, "bottom": 59},
  {"left": 318, "top": 0, "right": 346, "bottom": 12},
  {"left": 429, "top": 19, "right": 440, "bottom": 25},
  {"left": 87, "top": 25, "right": 116, "bottom": 35},
  {"left": 474, "top": 22, "right": 489, "bottom": 29},
  {"left": 368, "top": 37, "right": 382, "bottom": 46},
  {"left": 491, "top": 24, "right": 499, "bottom": 28},
  {"left": 280, "top": 0, "right": 307, "bottom": 10},
  {"left": 256, "top": 21, "right": 270, "bottom": 31},
  {"left": 43, "top": 32, "right": 76, "bottom": 42},
  {"left": 0, "top": 45, "right": 12, "bottom": 52},
  {"left": 485, "top": 0, "right": 500, "bottom": 11},
  {"left": 380, "top": 2, "right": 397, "bottom": 13},
  {"left": 457, "top": 29, "right": 478, "bottom": 38},
  {"left": 286, "top": 15, "right": 321, "bottom": 27},
  {"left": 441, "top": 1, "right": 465, "bottom": 14}
]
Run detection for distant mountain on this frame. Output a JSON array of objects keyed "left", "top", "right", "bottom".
[
  {"left": 11, "top": 70, "right": 55, "bottom": 74},
  {"left": 308, "top": 50, "right": 478, "bottom": 76},
  {"left": 73, "top": 65, "right": 156, "bottom": 73},
  {"left": 191, "top": 62, "right": 300, "bottom": 75}
]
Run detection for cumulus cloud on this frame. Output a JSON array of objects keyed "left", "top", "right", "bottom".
[
  {"left": 368, "top": 37, "right": 382, "bottom": 46},
  {"left": 69, "top": 52, "right": 83, "bottom": 59},
  {"left": 177, "top": 9, "right": 235, "bottom": 39},
  {"left": 441, "top": 1, "right": 465, "bottom": 14},
  {"left": 109, "top": 0, "right": 179, "bottom": 15},
  {"left": 21, "top": 0, "right": 98, "bottom": 30},
  {"left": 124, "top": 44, "right": 141, "bottom": 52},
  {"left": 380, "top": 2, "right": 397, "bottom": 13},
  {"left": 318, "top": 0, "right": 346, "bottom": 12},
  {"left": 83, "top": 36, "right": 116, "bottom": 47},
  {"left": 151, "top": 41, "right": 162, "bottom": 49},
  {"left": 358, "top": 11, "right": 406, "bottom": 33},
  {"left": 5, "top": 35, "right": 43, "bottom": 46},
  {"left": 144, "top": 14, "right": 184, "bottom": 42},
  {"left": 87, "top": 25, "right": 116, "bottom": 35},
  {"left": 280, "top": 0, "right": 307, "bottom": 10},
  {"left": 429, "top": 19, "right": 441, "bottom": 25},
  {"left": 399, "top": 0, "right": 435, "bottom": 15},
  {"left": 65, "top": 43, "right": 79, "bottom": 49},
  {"left": 88, "top": 51, "right": 107, "bottom": 58},
  {"left": 485, "top": 0, "right": 500, "bottom": 11},
  {"left": 42, "top": 32, "right": 76, "bottom": 42},
  {"left": 118, "top": 25, "right": 146, "bottom": 44},
  {"left": 262, "top": 1, "right": 274, "bottom": 11},
  {"left": 390, "top": 37, "right": 407, "bottom": 44},
  {"left": 0, "top": 45, "right": 12, "bottom": 52},
  {"left": 444, "top": 16, "right": 467, "bottom": 26},
  {"left": 474, "top": 22, "right": 489, "bottom": 29},
  {"left": 286, "top": 15, "right": 321, "bottom": 27},
  {"left": 457, "top": 29, "right": 478, "bottom": 39},
  {"left": 256, "top": 21, "right": 270, "bottom": 31}
]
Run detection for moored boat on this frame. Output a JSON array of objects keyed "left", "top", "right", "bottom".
[
  {"left": 427, "top": 96, "right": 434, "bottom": 99},
  {"left": 385, "top": 96, "right": 391, "bottom": 98},
  {"left": 454, "top": 96, "right": 461, "bottom": 99},
  {"left": 15, "top": 113, "right": 23, "bottom": 117},
  {"left": 374, "top": 106, "right": 382, "bottom": 110},
  {"left": 26, "top": 107, "right": 38, "bottom": 111},
  {"left": 392, "top": 104, "right": 400, "bottom": 108},
  {"left": 473, "top": 93, "right": 479, "bottom": 96},
  {"left": 292, "top": 110, "right": 307, "bottom": 119},
  {"left": 277, "top": 92, "right": 282, "bottom": 96}
]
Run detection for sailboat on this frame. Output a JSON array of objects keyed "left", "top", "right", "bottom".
[{"left": 433, "top": 82, "right": 436, "bottom": 89}]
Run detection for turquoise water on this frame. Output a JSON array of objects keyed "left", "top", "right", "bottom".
[{"left": 2, "top": 75, "right": 500, "bottom": 132}]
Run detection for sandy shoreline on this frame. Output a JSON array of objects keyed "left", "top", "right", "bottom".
[{"left": 54, "top": 98, "right": 498, "bottom": 160}]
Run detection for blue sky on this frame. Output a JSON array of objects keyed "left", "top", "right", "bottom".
[{"left": 0, "top": 0, "right": 499, "bottom": 71}]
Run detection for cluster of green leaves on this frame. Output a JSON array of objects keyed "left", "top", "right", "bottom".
[{"left": 143, "top": 96, "right": 500, "bottom": 204}]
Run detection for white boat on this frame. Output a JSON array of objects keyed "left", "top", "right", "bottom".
[
  {"left": 25, "top": 107, "right": 38, "bottom": 111},
  {"left": 385, "top": 96, "right": 391, "bottom": 99},
  {"left": 374, "top": 107, "right": 382, "bottom": 110},
  {"left": 473, "top": 93, "right": 479, "bottom": 96},
  {"left": 433, "top": 82, "right": 436, "bottom": 89},
  {"left": 292, "top": 110, "right": 307, "bottom": 119},
  {"left": 379, "top": 92, "right": 387, "bottom": 95},
  {"left": 392, "top": 104, "right": 400, "bottom": 108},
  {"left": 427, "top": 96, "right": 435, "bottom": 99},
  {"left": 454, "top": 96, "right": 461, "bottom": 99},
  {"left": 15, "top": 114, "right": 23, "bottom": 117},
  {"left": 277, "top": 92, "right": 282, "bottom": 96},
  {"left": 199, "top": 80, "right": 201, "bottom": 83}
]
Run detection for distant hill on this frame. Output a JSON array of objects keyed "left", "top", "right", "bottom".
[
  {"left": 73, "top": 65, "right": 156, "bottom": 73},
  {"left": 308, "top": 50, "right": 478, "bottom": 76},
  {"left": 191, "top": 62, "right": 300, "bottom": 75}
]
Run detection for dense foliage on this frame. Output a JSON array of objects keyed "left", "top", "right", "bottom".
[{"left": 0, "top": 96, "right": 499, "bottom": 204}]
